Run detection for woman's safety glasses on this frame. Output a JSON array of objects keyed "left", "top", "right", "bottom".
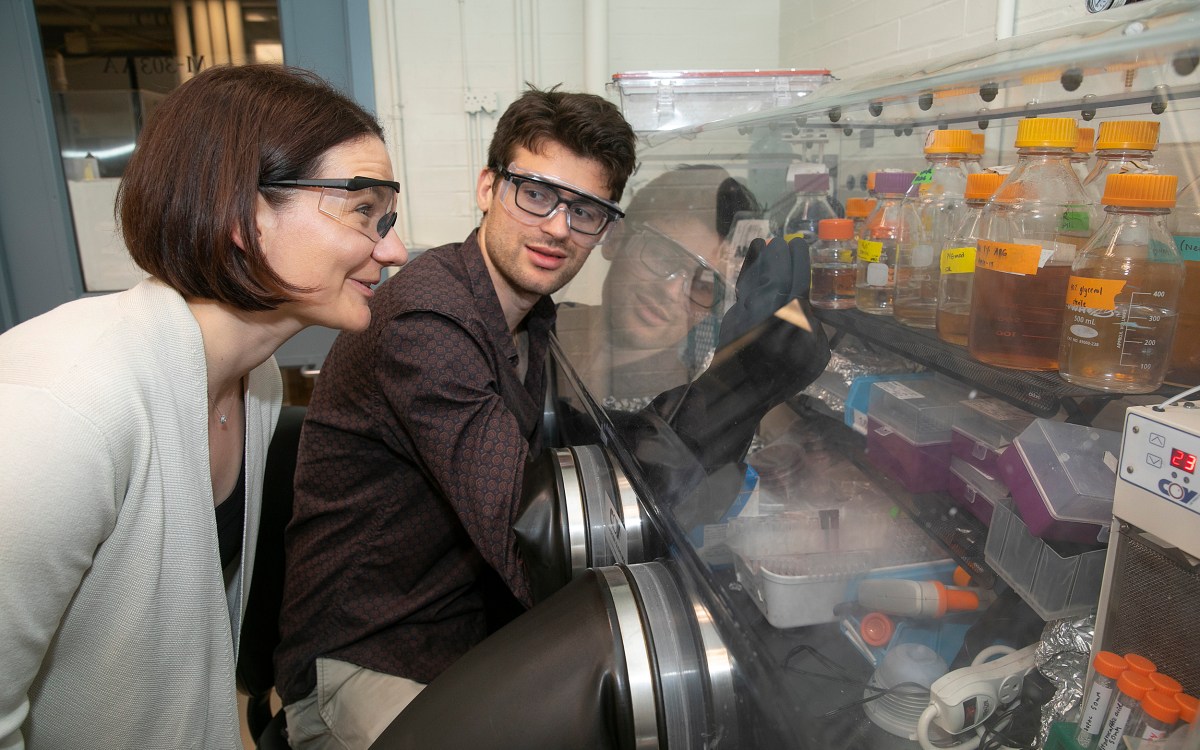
[
  {"left": 627, "top": 223, "right": 729, "bottom": 310},
  {"left": 261, "top": 176, "right": 400, "bottom": 242}
]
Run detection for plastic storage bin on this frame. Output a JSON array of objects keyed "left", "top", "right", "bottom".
[
  {"left": 867, "top": 376, "right": 973, "bottom": 444},
  {"left": 866, "top": 416, "right": 953, "bottom": 493},
  {"left": 950, "top": 398, "right": 1035, "bottom": 478},
  {"left": 947, "top": 457, "right": 1008, "bottom": 525},
  {"left": 729, "top": 512, "right": 950, "bottom": 628},
  {"left": 610, "top": 69, "right": 833, "bottom": 133},
  {"left": 996, "top": 419, "right": 1121, "bottom": 544},
  {"left": 984, "top": 499, "right": 1107, "bottom": 620},
  {"left": 844, "top": 372, "right": 931, "bottom": 435}
]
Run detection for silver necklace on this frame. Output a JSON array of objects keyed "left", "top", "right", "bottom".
[{"left": 210, "top": 390, "right": 233, "bottom": 426}]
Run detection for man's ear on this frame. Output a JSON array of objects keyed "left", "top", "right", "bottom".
[
  {"left": 601, "top": 221, "right": 627, "bottom": 260},
  {"left": 475, "top": 167, "right": 497, "bottom": 213}
]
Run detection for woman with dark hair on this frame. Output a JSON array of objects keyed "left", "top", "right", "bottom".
[{"left": 0, "top": 64, "right": 406, "bottom": 750}]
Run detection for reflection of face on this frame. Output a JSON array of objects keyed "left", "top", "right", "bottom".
[
  {"left": 602, "top": 217, "right": 724, "bottom": 351},
  {"left": 476, "top": 143, "right": 612, "bottom": 312},
  {"left": 260, "top": 135, "right": 408, "bottom": 332}
]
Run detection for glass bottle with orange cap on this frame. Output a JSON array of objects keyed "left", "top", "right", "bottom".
[
  {"left": 845, "top": 196, "right": 877, "bottom": 241},
  {"left": 895, "top": 130, "right": 977, "bottom": 328},
  {"left": 1166, "top": 176, "right": 1200, "bottom": 386},
  {"left": 1059, "top": 173, "right": 1184, "bottom": 393},
  {"left": 809, "top": 218, "right": 858, "bottom": 309},
  {"left": 937, "top": 171, "right": 1006, "bottom": 345},
  {"left": 1082, "top": 120, "right": 1160, "bottom": 203},
  {"left": 968, "top": 117, "right": 1097, "bottom": 370}
]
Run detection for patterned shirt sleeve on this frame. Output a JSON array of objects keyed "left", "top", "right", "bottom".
[{"left": 377, "top": 309, "right": 533, "bottom": 607}]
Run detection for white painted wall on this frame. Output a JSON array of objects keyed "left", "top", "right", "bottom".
[
  {"left": 370, "top": 0, "right": 780, "bottom": 250},
  {"left": 778, "top": 0, "right": 1091, "bottom": 80}
]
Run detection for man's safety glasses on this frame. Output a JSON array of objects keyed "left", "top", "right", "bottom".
[
  {"left": 261, "top": 176, "right": 400, "bottom": 242},
  {"left": 496, "top": 165, "right": 624, "bottom": 239}
]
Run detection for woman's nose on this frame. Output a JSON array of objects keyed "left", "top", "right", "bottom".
[{"left": 375, "top": 231, "right": 409, "bottom": 267}]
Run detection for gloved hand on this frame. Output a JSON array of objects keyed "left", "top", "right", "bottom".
[{"left": 717, "top": 236, "right": 812, "bottom": 349}]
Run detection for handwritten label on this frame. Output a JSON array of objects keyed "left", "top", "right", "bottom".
[
  {"left": 1058, "top": 210, "right": 1091, "bottom": 233},
  {"left": 976, "top": 240, "right": 1042, "bottom": 275},
  {"left": 1176, "top": 235, "right": 1200, "bottom": 262},
  {"left": 1067, "top": 276, "right": 1127, "bottom": 311},
  {"left": 941, "top": 246, "right": 976, "bottom": 274},
  {"left": 858, "top": 239, "right": 883, "bottom": 263},
  {"left": 912, "top": 167, "right": 934, "bottom": 184}
]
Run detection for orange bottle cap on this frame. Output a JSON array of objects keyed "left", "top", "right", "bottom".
[
  {"left": 818, "top": 218, "right": 854, "bottom": 240},
  {"left": 845, "top": 197, "right": 877, "bottom": 218},
  {"left": 1093, "top": 651, "right": 1128, "bottom": 681},
  {"left": 1014, "top": 117, "right": 1078, "bottom": 149},
  {"left": 860, "top": 612, "right": 895, "bottom": 647},
  {"left": 1095, "top": 120, "right": 1159, "bottom": 151},
  {"left": 1141, "top": 691, "right": 1181, "bottom": 725},
  {"left": 1117, "top": 671, "right": 1154, "bottom": 700},
  {"left": 925, "top": 129, "right": 976, "bottom": 155},
  {"left": 952, "top": 566, "right": 973, "bottom": 588},
  {"left": 964, "top": 172, "right": 1006, "bottom": 201},
  {"left": 1124, "top": 653, "right": 1157, "bottom": 677},
  {"left": 1148, "top": 672, "right": 1183, "bottom": 695},
  {"left": 1101, "top": 173, "right": 1178, "bottom": 208},
  {"left": 1074, "top": 127, "right": 1095, "bottom": 154},
  {"left": 866, "top": 172, "right": 877, "bottom": 193},
  {"left": 1177, "top": 694, "right": 1198, "bottom": 724},
  {"left": 970, "top": 132, "right": 985, "bottom": 155}
]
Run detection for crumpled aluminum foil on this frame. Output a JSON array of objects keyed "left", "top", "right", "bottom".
[
  {"left": 1034, "top": 614, "right": 1095, "bottom": 748},
  {"left": 800, "top": 335, "right": 924, "bottom": 416}
]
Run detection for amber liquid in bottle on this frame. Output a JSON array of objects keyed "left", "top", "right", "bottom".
[
  {"left": 1062, "top": 256, "right": 1183, "bottom": 392},
  {"left": 810, "top": 265, "right": 857, "bottom": 309},
  {"left": 936, "top": 299, "right": 971, "bottom": 346},
  {"left": 969, "top": 263, "right": 1075, "bottom": 370},
  {"left": 1165, "top": 259, "right": 1200, "bottom": 386}
]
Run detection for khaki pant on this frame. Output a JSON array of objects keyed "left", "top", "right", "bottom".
[{"left": 284, "top": 657, "right": 425, "bottom": 750}]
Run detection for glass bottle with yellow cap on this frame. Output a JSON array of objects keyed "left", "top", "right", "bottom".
[
  {"left": 1071, "top": 127, "right": 1096, "bottom": 184},
  {"left": 968, "top": 117, "right": 1096, "bottom": 370},
  {"left": 1059, "top": 173, "right": 1183, "bottom": 393},
  {"left": 936, "top": 171, "right": 1006, "bottom": 345},
  {"left": 895, "top": 130, "right": 977, "bottom": 328},
  {"left": 1082, "top": 120, "right": 1160, "bottom": 203}
]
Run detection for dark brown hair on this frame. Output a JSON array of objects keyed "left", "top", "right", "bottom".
[
  {"left": 486, "top": 85, "right": 637, "bottom": 202},
  {"left": 118, "top": 64, "right": 385, "bottom": 311}
]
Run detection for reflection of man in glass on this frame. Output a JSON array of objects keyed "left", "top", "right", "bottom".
[{"left": 556, "top": 165, "right": 758, "bottom": 411}]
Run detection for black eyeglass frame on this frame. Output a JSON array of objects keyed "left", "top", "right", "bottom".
[
  {"left": 496, "top": 165, "right": 625, "bottom": 237},
  {"left": 260, "top": 175, "right": 400, "bottom": 240}
]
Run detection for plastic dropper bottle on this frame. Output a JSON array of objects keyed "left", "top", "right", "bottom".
[
  {"left": 845, "top": 197, "right": 877, "bottom": 240},
  {"left": 1071, "top": 127, "right": 1095, "bottom": 184},
  {"left": 809, "top": 218, "right": 857, "bottom": 309},
  {"left": 1076, "top": 651, "right": 1127, "bottom": 749},
  {"left": 856, "top": 171, "right": 917, "bottom": 315},
  {"left": 895, "top": 130, "right": 976, "bottom": 328},
  {"left": 968, "top": 117, "right": 1096, "bottom": 370},
  {"left": 1060, "top": 173, "right": 1184, "bottom": 393},
  {"left": 1097, "top": 670, "right": 1154, "bottom": 750},
  {"left": 1166, "top": 176, "right": 1200, "bottom": 386},
  {"left": 1082, "top": 120, "right": 1160, "bottom": 203},
  {"left": 937, "top": 171, "right": 1005, "bottom": 345}
]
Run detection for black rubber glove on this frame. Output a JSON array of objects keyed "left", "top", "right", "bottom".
[{"left": 717, "top": 236, "right": 812, "bottom": 349}]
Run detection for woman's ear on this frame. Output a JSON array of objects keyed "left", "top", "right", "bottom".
[{"left": 233, "top": 195, "right": 271, "bottom": 251}]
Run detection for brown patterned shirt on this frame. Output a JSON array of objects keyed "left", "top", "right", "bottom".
[{"left": 274, "top": 231, "right": 554, "bottom": 704}]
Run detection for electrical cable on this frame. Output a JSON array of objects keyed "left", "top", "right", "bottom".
[{"left": 1155, "top": 383, "right": 1200, "bottom": 410}]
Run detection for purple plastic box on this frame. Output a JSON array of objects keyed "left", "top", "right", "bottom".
[
  {"left": 947, "top": 457, "right": 1009, "bottom": 525},
  {"left": 996, "top": 419, "right": 1120, "bottom": 545},
  {"left": 950, "top": 399, "right": 1034, "bottom": 478},
  {"left": 865, "top": 416, "right": 952, "bottom": 493}
]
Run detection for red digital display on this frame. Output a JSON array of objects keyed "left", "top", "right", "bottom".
[{"left": 1171, "top": 448, "right": 1197, "bottom": 474}]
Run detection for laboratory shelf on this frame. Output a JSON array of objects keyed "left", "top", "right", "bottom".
[{"left": 811, "top": 308, "right": 1179, "bottom": 422}]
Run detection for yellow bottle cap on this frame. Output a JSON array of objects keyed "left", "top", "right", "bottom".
[
  {"left": 1101, "top": 173, "right": 1178, "bottom": 208},
  {"left": 1074, "top": 127, "right": 1095, "bottom": 154},
  {"left": 1014, "top": 117, "right": 1078, "bottom": 148},
  {"left": 924, "top": 129, "right": 976, "bottom": 155},
  {"left": 970, "top": 133, "right": 985, "bottom": 155},
  {"left": 964, "top": 172, "right": 1006, "bottom": 200},
  {"left": 845, "top": 197, "right": 877, "bottom": 218},
  {"left": 1096, "top": 120, "right": 1159, "bottom": 151}
]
